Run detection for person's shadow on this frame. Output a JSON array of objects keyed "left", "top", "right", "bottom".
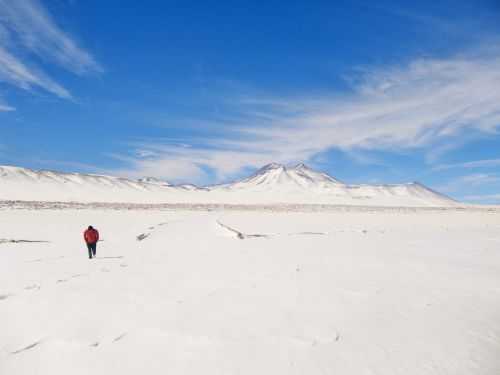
[{"left": 95, "top": 256, "right": 124, "bottom": 259}]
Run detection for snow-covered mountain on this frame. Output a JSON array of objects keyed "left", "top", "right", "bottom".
[
  {"left": 137, "top": 177, "right": 171, "bottom": 186},
  {"left": 210, "top": 163, "right": 456, "bottom": 206},
  {"left": 0, "top": 164, "right": 457, "bottom": 206},
  {"left": 214, "top": 163, "right": 343, "bottom": 192},
  {"left": 0, "top": 165, "right": 174, "bottom": 191}
]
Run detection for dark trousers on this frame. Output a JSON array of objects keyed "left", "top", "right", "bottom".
[{"left": 87, "top": 242, "right": 97, "bottom": 258}]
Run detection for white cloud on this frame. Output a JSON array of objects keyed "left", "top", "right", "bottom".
[
  {"left": 459, "top": 174, "right": 500, "bottom": 186},
  {"left": 0, "top": 96, "right": 14, "bottom": 111},
  {"left": 433, "top": 159, "right": 500, "bottom": 171},
  {"left": 0, "top": 0, "right": 101, "bottom": 74},
  {"left": 0, "top": 45, "right": 71, "bottom": 98},
  {"left": 109, "top": 147, "right": 275, "bottom": 184},
  {"left": 114, "top": 46, "right": 500, "bottom": 182},
  {"left": 0, "top": 0, "right": 100, "bottom": 99},
  {"left": 115, "top": 158, "right": 208, "bottom": 184},
  {"left": 437, "top": 173, "right": 500, "bottom": 193}
]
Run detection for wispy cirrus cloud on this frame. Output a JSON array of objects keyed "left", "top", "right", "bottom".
[
  {"left": 113, "top": 45, "right": 500, "bottom": 183},
  {"left": 0, "top": 44, "right": 71, "bottom": 98},
  {"left": 433, "top": 158, "right": 500, "bottom": 171},
  {"left": 0, "top": 95, "right": 13, "bottom": 111},
  {"left": 0, "top": 0, "right": 100, "bottom": 108},
  {"left": 0, "top": 1, "right": 100, "bottom": 74},
  {"left": 435, "top": 173, "right": 500, "bottom": 198}
]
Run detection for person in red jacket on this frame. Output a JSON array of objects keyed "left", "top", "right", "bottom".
[{"left": 84, "top": 225, "right": 99, "bottom": 259}]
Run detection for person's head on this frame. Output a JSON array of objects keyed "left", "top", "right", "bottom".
[{"left": 88, "top": 225, "right": 93, "bottom": 230}]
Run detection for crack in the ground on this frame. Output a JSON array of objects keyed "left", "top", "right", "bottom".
[
  {"left": 113, "top": 333, "right": 127, "bottom": 342},
  {"left": 11, "top": 340, "right": 42, "bottom": 354},
  {"left": 136, "top": 221, "right": 170, "bottom": 241},
  {"left": 24, "top": 285, "right": 40, "bottom": 291},
  {"left": 289, "top": 231, "right": 327, "bottom": 236},
  {"left": 136, "top": 233, "right": 150, "bottom": 241},
  {"left": 216, "top": 221, "right": 336, "bottom": 239},
  {"left": 216, "top": 220, "right": 270, "bottom": 240},
  {"left": 26, "top": 256, "right": 64, "bottom": 263},
  {"left": 1, "top": 239, "right": 50, "bottom": 245}
]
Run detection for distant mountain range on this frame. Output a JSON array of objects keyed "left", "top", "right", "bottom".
[{"left": 0, "top": 163, "right": 457, "bottom": 206}]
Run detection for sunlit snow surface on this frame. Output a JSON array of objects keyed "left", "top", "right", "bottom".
[{"left": 1, "top": 203, "right": 499, "bottom": 374}]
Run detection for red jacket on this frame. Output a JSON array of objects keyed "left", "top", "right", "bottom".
[{"left": 84, "top": 228, "right": 99, "bottom": 244}]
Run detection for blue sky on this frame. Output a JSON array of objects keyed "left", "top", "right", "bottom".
[{"left": 1, "top": 0, "right": 500, "bottom": 203}]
